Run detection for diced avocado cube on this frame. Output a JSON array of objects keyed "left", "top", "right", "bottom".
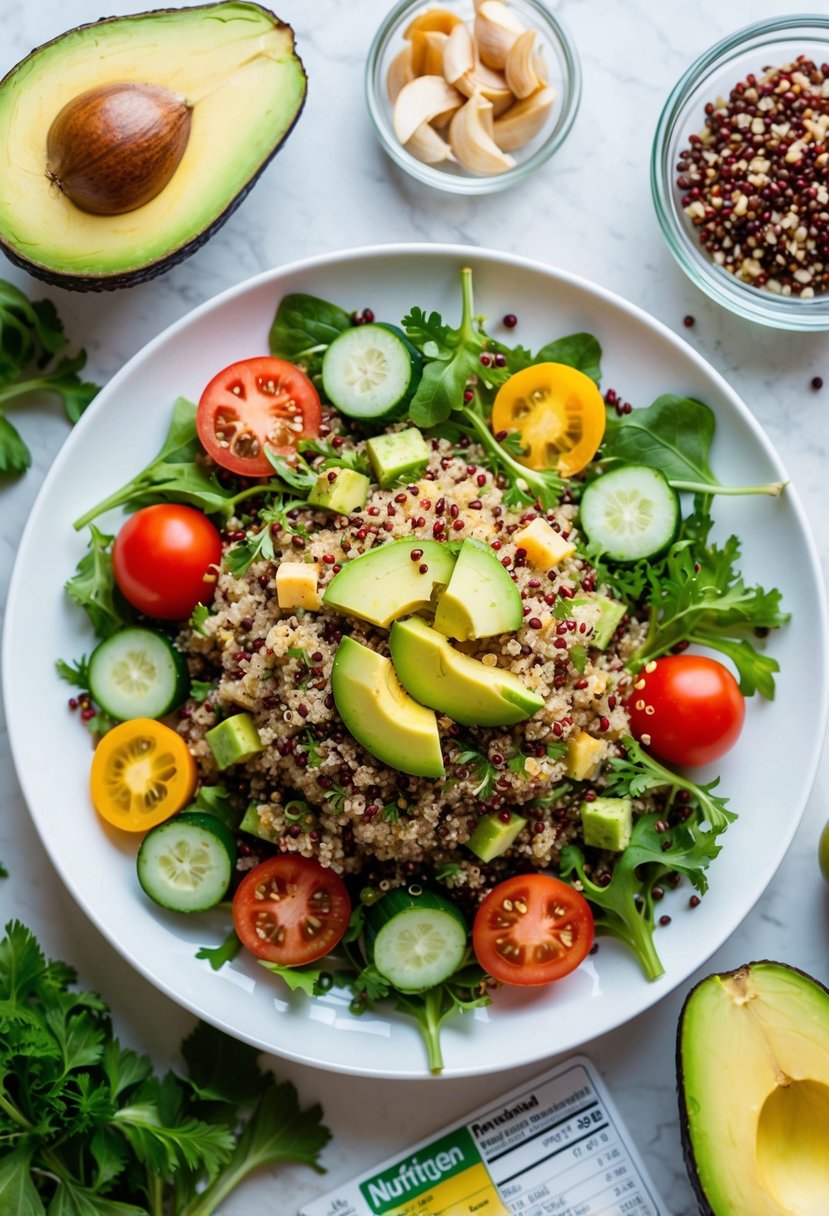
[
  {"left": 580, "top": 796, "right": 632, "bottom": 852},
  {"left": 307, "top": 467, "right": 369, "bottom": 514},
  {"left": 238, "top": 801, "right": 278, "bottom": 842},
  {"left": 566, "top": 730, "right": 603, "bottom": 780},
  {"left": 571, "top": 593, "right": 626, "bottom": 650},
  {"left": 467, "top": 811, "right": 527, "bottom": 862},
  {"left": 206, "top": 713, "right": 264, "bottom": 770},
  {"left": 366, "top": 427, "right": 429, "bottom": 488}
]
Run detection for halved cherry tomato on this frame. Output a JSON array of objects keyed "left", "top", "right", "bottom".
[
  {"left": 91, "top": 718, "right": 197, "bottom": 832},
  {"left": 233, "top": 855, "right": 351, "bottom": 966},
  {"left": 197, "top": 356, "right": 322, "bottom": 477},
  {"left": 491, "top": 362, "right": 606, "bottom": 477},
  {"left": 112, "top": 504, "right": 222, "bottom": 621},
  {"left": 472, "top": 874, "right": 594, "bottom": 986},
  {"left": 626, "top": 654, "right": 745, "bottom": 768}
]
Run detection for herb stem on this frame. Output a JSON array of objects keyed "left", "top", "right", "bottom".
[
  {"left": 422, "top": 988, "right": 446, "bottom": 1075},
  {"left": 0, "top": 1088, "right": 32, "bottom": 1130},
  {"left": 147, "top": 1171, "right": 165, "bottom": 1216},
  {"left": 669, "top": 477, "right": 786, "bottom": 498},
  {"left": 457, "top": 406, "right": 563, "bottom": 507},
  {"left": 73, "top": 483, "right": 145, "bottom": 530}
]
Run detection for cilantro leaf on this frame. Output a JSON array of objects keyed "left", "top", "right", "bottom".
[
  {"left": 455, "top": 747, "right": 498, "bottom": 799},
  {"left": 190, "top": 679, "right": 214, "bottom": 703},
  {"left": 0, "top": 414, "right": 31, "bottom": 473},
  {"left": 189, "top": 603, "right": 210, "bottom": 636},
  {"left": 64, "top": 526, "right": 130, "bottom": 640},
  {"left": 196, "top": 929, "right": 242, "bottom": 972},
  {"left": 259, "top": 962, "right": 333, "bottom": 998},
  {"left": 56, "top": 655, "right": 90, "bottom": 689},
  {"left": 180, "top": 1022, "right": 268, "bottom": 1108}
]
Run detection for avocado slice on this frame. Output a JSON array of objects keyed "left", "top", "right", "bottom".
[
  {"left": 433, "top": 537, "right": 523, "bottom": 640},
  {"left": 679, "top": 961, "right": 829, "bottom": 1215},
  {"left": 0, "top": 3, "right": 307, "bottom": 290},
  {"left": 331, "top": 636, "right": 444, "bottom": 779},
  {"left": 389, "top": 616, "right": 543, "bottom": 727},
  {"left": 323, "top": 538, "right": 456, "bottom": 629},
  {"left": 570, "top": 593, "right": 626, "bottom": 650}
]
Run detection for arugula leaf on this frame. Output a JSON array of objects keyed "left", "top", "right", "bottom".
[
  {"left": 632, "top": 516, "right": 789, "bottom": 698},
  {"left": 64, "top": 526, "right": 130, "bottom": 640},
  {"left": 196, "top": 929, "right": 242, "bottom": 972},
  {"left": 259, "top": 962, "right": 332, "bottom": 998},
  {"left": 0, "top": 923, "right": 329, "bottom": 1214},
  {"left": 392, "top": 960, "right": 490, "bottom": 1075},
  {"left": 606, "top": 737, "right": 735, "bottom": 834},
  {"left": 602, "top": 395, "right": 785, "bottom": 497},
  {"left": 406, "top": 269, "right": 494, "bottom": 427},
  {"left": 561, "top": 803, "right": 721, "bottom": 982},
  {"left": 269, "top": 292, "right": 352, "bottom": 375},
  {"left": 73, "top": 399, "right": 291, "bottom": 530},
  {"left": 56, "top": 656, "right": 90, "bottom": 689}
]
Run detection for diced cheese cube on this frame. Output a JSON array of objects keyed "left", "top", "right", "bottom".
[
  {"left": 276, "top": 562, "right": 321, "bottom": 611},
  {"left": 514, "top": 517, "right": 576, "bottom": 569},
  {"left": 565, "top": 730, "right": 604, "bottom": 780}
]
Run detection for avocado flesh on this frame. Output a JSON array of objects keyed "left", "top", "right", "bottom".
[
  {"left": 331, "top": 636, "right": 444, "bottom": 779},
  {"left": 389, "top": 616, "right": 543, "bottom": 727},
  {"left": 323, "top": 539, "right": 456, "bottom": 629},
  {"left": 679, "top": 961, "right": 829, "bottom": 1216},
  {"left": 0, "top": 2, "right": 306, "bottom": 288},
  {"left": 433, "top": 538, "right": 523, "bottom": 640}
]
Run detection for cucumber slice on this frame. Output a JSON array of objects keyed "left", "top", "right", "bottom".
[
  {"left": 88, "top": 627, "right": 189, "bottom": 720},
  {"left": 580, "top": 465, "right": 680, "bottom": 562},
  {"left": 322, "top": 323, "right": 421, "bottom": 420},
  {"left": 365, "top": 888, "right": 468, "bottom": 992},
  {"left": 137, "top": 811, "right": 236, "bottom": 913}
]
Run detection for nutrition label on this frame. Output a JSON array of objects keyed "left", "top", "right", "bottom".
[{"left": 299, "top": 1057, "right": 666, "bottom": 1216}]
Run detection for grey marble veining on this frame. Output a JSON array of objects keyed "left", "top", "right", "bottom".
[{"left": 1, "top": 2, "right": 828, "bottom": 1213}]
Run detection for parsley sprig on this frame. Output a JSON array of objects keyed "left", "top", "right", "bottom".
[
  {"left": 0, "top": 281, "right": 98, "bottom": 476},
  {"left": 0, "top": 922, "right": 330, "bottom": 1214}
]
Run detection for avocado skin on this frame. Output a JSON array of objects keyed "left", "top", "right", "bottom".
[
  {"left": 676, "top": 959, "right": 829, "bottom": 1216},
  {"left": 0, "top": 3, "right": 307, "bottom": 292}
]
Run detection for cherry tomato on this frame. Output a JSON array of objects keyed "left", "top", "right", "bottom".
[
  {"left": 626, "top": 654, "right": 745, "bottom": 768},
  {"left": 112, "top": 504, "right": 222, "bottom": 621},
  {"left": 491, "top": 362, "right": 606, "bottom": 477},
  {"left": 197, "top": 356, "right": 322, "bottom": 477},
  {"left": 233, "top": 855, "right": 351, "bottom": 966},
  {"left": 90, "top": 718, "right": 197, "bottom": 832},
  {"left": 472, "top": 874, "right": 594, "bottom": 987}
]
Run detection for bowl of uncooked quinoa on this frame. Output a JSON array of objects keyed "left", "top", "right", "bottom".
[{"left": 651, "top": 16, "right": 829, "bottom": 330}]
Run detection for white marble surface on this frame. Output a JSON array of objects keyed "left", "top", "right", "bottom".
[{"left": 1, "top": 1, "right": 828, "bottom": 1212}]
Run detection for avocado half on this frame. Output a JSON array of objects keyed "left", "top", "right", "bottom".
[
  {"left": 0, "top": 2, "right": 307, "bottom": 291},
  {"left": 678, "top": 960, "right": 829, "bottom": 1215}
]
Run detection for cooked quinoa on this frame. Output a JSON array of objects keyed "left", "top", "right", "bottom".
[{"left": 177, "top": 432, "right": 645, "bottom": 902}]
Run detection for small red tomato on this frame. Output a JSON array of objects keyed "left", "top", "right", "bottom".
[
  {"left": 197, "top": 356, "right": 322, "bottom": 478},
  {"left": 233, "top": 855, "right": 351, "bottom": 966},
  {"left": 626, "top": 654, "right": 745, "bottom": 768},
  {"left": 112, "top": 504, "right": 222, "bottom": 620},
  {"left": 472, "top": 874, "right": 594, "bottom": 987}
]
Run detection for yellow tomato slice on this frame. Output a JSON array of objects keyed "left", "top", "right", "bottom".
[
  {"left": 491, "top": 362, "right": 606, "bottom": 477},
  {"left": 90, "top": 718, "right": 197, "bottom": 832}
]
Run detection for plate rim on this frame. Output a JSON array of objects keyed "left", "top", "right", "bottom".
[{"left": 4, "top": 242, "right": 828, "bottom": 1078}]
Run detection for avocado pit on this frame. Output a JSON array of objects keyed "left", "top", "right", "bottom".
[{"left": 46, "top": 82, "right": 192, "bottom": 215}]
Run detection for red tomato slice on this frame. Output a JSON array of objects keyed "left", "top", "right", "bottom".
[
  {"left": 626, "top": 654, "right": 745, "bottom": 768},
  {"left": 233, "top": 855, "right": 351, "bottom": 966},
  {"left": 112, "top": 504, "right": 222, "bottom": 621},
  {"left": 472, "top": 874, "right": 594, "bottom": 986},
  {"left": 197, "top": 356, "right": 322, "bottom": 477}
]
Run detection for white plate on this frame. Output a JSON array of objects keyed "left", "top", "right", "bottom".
[{"left": 4, "top": 245, "right": 827, "bottom": 1078}]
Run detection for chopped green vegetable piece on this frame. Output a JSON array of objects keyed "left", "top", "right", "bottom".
[{"left": 205, "top": 713, "right": 263, "bottom": 770}]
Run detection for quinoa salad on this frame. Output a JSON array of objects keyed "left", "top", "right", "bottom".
[{"left": 61, "top": 267, "right": 788, "bottom": 1070}]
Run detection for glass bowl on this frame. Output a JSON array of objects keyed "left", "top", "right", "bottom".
[
  {"left": 365, "top": 0, "right": 581, "bottom": 195},
  {"left": 652, "top": 15, "right": 829, "bottom": 330}
]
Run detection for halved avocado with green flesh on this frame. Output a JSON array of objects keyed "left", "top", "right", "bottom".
[
  {"left": 678, "top": 960, "right": 829, "bottom": 1215},
  {"left": 0, "top": 2, "right": 307, "bottom": 290},
  {"left": 331, "top": 636, "right": 444, "bottom": 779},
  {"left": 389, "top": 616, "right": 543, "bottom": 727},
  {"left": 433, "top": 537, "right": 523, "bottom": 640}
]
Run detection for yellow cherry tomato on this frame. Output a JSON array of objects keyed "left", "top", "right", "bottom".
[
  {"left": 90, "top": 718, "right": 197, "bottom": 832},
  {"left": 491, "top": 362, "right": 606, "bottom": 477}
]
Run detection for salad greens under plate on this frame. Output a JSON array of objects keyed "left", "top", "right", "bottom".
[{"left": 4, "top": 246, "right": 826, "bottom": 1079}]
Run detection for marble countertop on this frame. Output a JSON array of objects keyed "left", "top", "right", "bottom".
[{"left": 1, "top": 1, "right": 828, "bottom": 1212}]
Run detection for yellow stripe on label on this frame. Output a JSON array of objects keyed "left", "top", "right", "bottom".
[{"left": 376, "top": 1163, "right": 509, "bottom": 1216}]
